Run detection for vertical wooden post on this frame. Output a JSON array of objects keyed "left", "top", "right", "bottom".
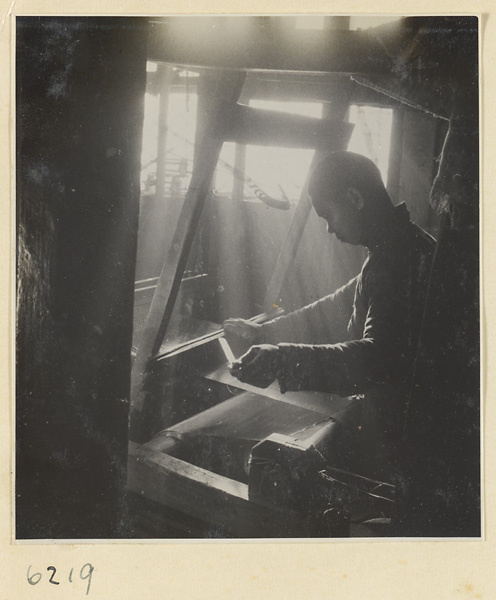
[
  {"left": 16, "top": 17, "right": 147, "bottom": 538},
  {"left": 155, "top": 65, "right": 172, "bottom": 201}
]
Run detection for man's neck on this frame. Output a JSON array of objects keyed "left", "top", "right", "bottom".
[{"left": 360, "top": 202, "right": 405, "bottom": 250}]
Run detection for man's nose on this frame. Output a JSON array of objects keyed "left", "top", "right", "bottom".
[{"left": 326, "top": 221, "right": 334, "bottom": 234}]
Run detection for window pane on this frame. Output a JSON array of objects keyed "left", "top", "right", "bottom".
[
  {"left": 347, "top": 105, "right": 393, "bottom": 184},
  {"left": 243, "top": 100, "right": 323, "bottom": 203},
  {"left": 135, "top": 67, "right": 200, "bottom": 353}
]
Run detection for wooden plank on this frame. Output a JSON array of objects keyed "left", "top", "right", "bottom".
[
  {"left": 220, "top": 104, "right": 353, "bottom": 149},
  {"left": 127, "top": 442, "right": 309, "bottom": 537},
  {"left": 131, "top": 70, "right": 246, "bottom": 413},
  {"left": 147, "top": 20, "right": 392, "bottom": 75}
]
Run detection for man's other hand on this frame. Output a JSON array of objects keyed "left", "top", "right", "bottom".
[
  {"left": 230, "top": 344, "right": 279, "bottom": 389},
  {"left": 223, "top": 318, "right": 263, "bottom": 343}
]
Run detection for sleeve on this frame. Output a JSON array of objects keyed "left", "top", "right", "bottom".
[
  {"left": 275, "top": 261, "right": 414, "bottom": 395},
  {"left": 260, "top": 276, "right": 358, "bottom": 345}
]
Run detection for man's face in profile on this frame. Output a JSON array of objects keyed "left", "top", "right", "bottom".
[{"left": 311, "top": 188, "right": 364, "bottom": 246}]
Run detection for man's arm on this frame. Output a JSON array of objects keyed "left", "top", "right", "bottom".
[
  {"left": 274, "top": 264, "right": 414, "bottom": 394},
  {"left": 232, "top": 263, "right": 416, "bottom": 395},
  {"left": 261, "top": 276, "right": 357, "bottom": 344},
  {"left": 224, "top": 276, "right": 358, "bottom": 346}
]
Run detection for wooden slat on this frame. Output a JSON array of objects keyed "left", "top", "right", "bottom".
[
  {"left": 127, "top": 442, "right": 309, "bottom": 537},
  {"left": 130, "top": 70, "right": 246, "bottom": 412},
  {"left": 220, "top": 105, "right": 354, "bottom": 149}
]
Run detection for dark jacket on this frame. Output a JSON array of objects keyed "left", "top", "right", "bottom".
[{"left": 261, "top": 203, "right": 436, "bottom": 479}]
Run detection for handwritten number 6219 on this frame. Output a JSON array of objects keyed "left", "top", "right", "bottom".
[{"left": 27, "top": 564, "right": 94, "bottom": 595}]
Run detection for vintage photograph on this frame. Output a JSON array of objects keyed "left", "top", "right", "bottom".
[{"left": 16, "top": 15, "right": 480, "bottom": 539}]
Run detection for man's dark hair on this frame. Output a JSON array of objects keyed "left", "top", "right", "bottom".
[{"left": 308, "top": 151, "right": 390, "bottom": 206}]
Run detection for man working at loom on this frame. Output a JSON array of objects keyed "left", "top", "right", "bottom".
[{"left": 224, "top": 151, "right": 436, "bottom": 517}]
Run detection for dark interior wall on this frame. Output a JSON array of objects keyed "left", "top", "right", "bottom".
[
  {"left": 16, "top": 17, "right": 147, "bottom": 538},
  {"left": 400, "top": 118, "right": 480, "bottom": 536},
  {"left": 394, "top": 19, "right": 480, "bottom": 536}
]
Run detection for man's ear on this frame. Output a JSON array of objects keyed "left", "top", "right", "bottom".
[{"left": 346, "top": 187, "right": 365, "bottom": 210}]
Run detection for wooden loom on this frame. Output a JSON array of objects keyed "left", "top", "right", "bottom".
[{"left": 127, "top": 34, "right": 396, "bottom": 537}]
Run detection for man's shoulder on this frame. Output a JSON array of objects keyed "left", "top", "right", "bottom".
[
  {"left": 362, "top": 222, "right": 435, "bottom": 288},
  {"left": 393, "top": 202, "right": 437, "bottom": 253}
]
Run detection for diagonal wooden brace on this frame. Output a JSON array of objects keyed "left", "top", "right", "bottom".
[{"left": 131, "top": 70, "right": 246, "bottom": 414}]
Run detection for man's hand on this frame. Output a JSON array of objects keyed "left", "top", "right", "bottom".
[
  {"left": 230, "top": 344, "right": 280, "bottom": 389},
  {"left": 223, "top": 318, "right": 263, "bottom": 343}
]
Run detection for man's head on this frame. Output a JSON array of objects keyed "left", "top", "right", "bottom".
[{"left": 308, "top": 151, "right": 393, "bottom": 245}]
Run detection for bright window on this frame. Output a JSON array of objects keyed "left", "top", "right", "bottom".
[
  {"left": 140, "top": 65, "right": 198, "bottom": 198},
  {"left": 215, "top": 100, "right": 323, "bottom": 204},
  {"left": 347, "top": 105, "right": 393, "bottom": 184}
]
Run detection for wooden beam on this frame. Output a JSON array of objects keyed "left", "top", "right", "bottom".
[
  {"left": 220, "top": 104, "right": 354, "bottom": 149},
  {"left": 130, "top": 70, "right": 246, "bottom": 414},
  {"left": 240, "top": 75, "right": 397, "bottom": 106},
  {"left": 351, "top": 75, "right": 451, "bottom": 121},
  {"left": 127, "top": 442, "right": 310, "bottom": 537},
  {"left": 158, "top": 73, "right": 402, "bottom": 109},
  {"left": 147, "top": 20, "right": 392, "bottom": 75}
]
